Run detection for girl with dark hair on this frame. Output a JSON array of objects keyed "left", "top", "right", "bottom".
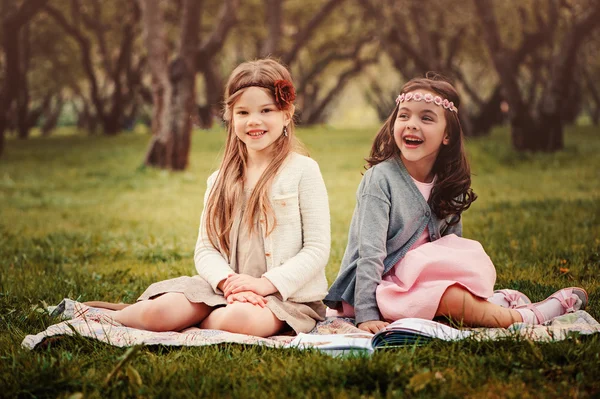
[{"left": 324, "top": 75, "right": 587, "bottom": 333}]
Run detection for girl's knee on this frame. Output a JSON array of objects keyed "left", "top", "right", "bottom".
[
  {"left": 138, "top": 302, "right": 176, "bottom": 331},
  {"left": 134, "top": 293, "right": 208, "bottom": 331},
  {"left": 216, "top": 303, "right": 257, "bottom": 333},
  {"left": 437, "top": 285, "right": 476, "bottom": 316},
  {"left": 213, "top": 303, "right": 281, "bottom": 336}
]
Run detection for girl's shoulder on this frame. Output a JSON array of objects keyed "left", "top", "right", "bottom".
[
  {"left": 360, "top": 157, "right": 412, "bottom": 196},
  {"left": 206, "top": 170, "right": 220, "bottom": 188},
  {"left": 363, "top": 157, "right": 408, "bottom": 183},
  {"left": 272, "top": 153, "right": 323, "bottom": 195},
  {"left": 280, "top": 152, "right": 322, "bottom": 176},
  {"left": 285, "top": 152, "right": 319, "bottom": 169}
]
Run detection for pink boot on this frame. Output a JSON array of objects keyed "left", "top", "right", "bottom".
[{"left": 516, "top": 287, "right": 588, "bottom": 325}]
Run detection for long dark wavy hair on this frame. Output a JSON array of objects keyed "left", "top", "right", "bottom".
[{"left": 366, "top": 74, "right": 477, "bottom": 223}]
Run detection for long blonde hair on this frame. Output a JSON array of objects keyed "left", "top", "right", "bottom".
[{"left": 204, "top": 59, "right": 305, "bottom": 258}]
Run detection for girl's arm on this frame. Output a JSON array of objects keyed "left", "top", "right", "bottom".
[
  {"left": 353, "top": 189, "right": 391, "bottom": 325},
  {"left": 194, "top": 172, "right": 236, "bottom": 293},
  {"left": 261, "top": 160, "right": 331, "bottom": 301}
]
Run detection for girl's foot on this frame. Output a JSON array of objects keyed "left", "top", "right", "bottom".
[
  {"left": 515, "top": 287, "right": 588, "bottom": 325},
  {"left": 488, "top": 289, "right": 531, "bottom": 309}
]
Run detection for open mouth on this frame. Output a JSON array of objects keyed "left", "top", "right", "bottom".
[
  {"left": 247, "top": 130, "right": 267, "bottom": 138},
  {"left": 403, "top": 136, "right": 424, "bottom": 145}
]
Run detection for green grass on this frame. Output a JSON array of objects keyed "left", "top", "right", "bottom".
[{"left": 1, "top": 125, "right": 600, "bottom": 398}]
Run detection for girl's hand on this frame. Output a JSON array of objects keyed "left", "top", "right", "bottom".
[
  {"left": 358, "top": 320, "right": 389, "bottom": 333},
  {"left": 223, "top": 274, "right": 277, "bottom": 297},
  {"left": 217, "top": 274, "right": 236, "bottom": 293},
  {"left": 226, "top": 291, "right": 267, "bottom": 307}
]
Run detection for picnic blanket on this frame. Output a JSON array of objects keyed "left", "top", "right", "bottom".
[{"left": 21, "top": 299, "right": 600, "bottom": 350}]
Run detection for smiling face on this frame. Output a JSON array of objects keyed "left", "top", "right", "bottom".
[
  {"left": 393, "top": 90, "right": 450, "bottom": 182},
  {"left": 233, "top": 86, "right": 291, "bottom": 159}
]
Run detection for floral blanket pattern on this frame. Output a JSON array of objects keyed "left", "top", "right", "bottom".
[{"left": 21, "top": 299, "right": 600, "bottom": 350}]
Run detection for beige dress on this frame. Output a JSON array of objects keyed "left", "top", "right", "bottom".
[{"left": 138, "top": 189, "right": 325, "bottom": 334}]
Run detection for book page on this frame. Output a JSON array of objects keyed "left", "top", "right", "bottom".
[{"left": 382, "top": 318, "right": 473, "bottom": 340}]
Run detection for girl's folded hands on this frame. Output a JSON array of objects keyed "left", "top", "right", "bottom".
[{"left": 222, "top": 273, "right": 277, "bottom": 297}]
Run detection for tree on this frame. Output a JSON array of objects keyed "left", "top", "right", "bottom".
[
  {"left": 358, "top": 0, "right": 505, "bottom": 136},
  {"left": 579, "top": 30, "right": 600, "bottom": 125},
  {"left": 139, "top": 0, "right": 238, "bottom": 170},
  {"left": 475, "top": 0, "right": 600, "bottom": 151},
  {"left": 0, "top": 0, "right": 49, "bottom": 156},
  {"left": 44, "top": 0, "right": 143, "bottom": 136},
  {"left": 237, "top": 0, "right": 378, "bottom": 124}
]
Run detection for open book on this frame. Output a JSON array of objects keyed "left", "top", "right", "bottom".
[{"left": 288, "top": 318, "right": 473, "bottom": 355}]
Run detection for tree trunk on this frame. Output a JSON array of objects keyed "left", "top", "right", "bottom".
[
  {"left": 592, "top": 107, "right": 600, "bottom": 126},
  {"left": 468, "top": 86, "right": 504, "bottom": 137},
  {"left": 142, "top": 0, "right": 199, "bottom": 170},
  {"left": 194, "top": 0, "right": 238, "bottom": 131},
  {"left": 476, "top": 0, "right": 600, "bottom": 152},
  {"left": 260, "top": 0, "right": 282, "bottom": 57},
  {"left": 168, "top": 58, "right": 194, "bottom": 170},
  {"left": 139, "top": 0, "right": 173, "bottom": 168},
  {"left": 0, "top": 114, "right": 6, "bottom": 156},
  {"left": 104, "top": 2, "right": 140, "bottom": 136},
  {"left": 197, "top": 61, "right": 223, "bottom": 129},
  {"left": 41, "top": 97, "right": 62, "bottom": 136},
  {"left": 17, "top": 22, "right": 34, "bottom": 139},
  {"left": 0, "top": 0, "right": 48, "bottom": 155},
  {"left": 509, "top": 109, "right": 539, "bottom": 151},
  {"left": 74, "top": 97, "right": 97, "bottom": 134}
]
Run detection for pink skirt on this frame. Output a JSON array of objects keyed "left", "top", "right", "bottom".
[{"left": 376, "top": 234, "right": 496, "bottom": 322}]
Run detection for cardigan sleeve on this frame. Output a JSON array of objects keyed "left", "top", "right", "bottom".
[
  {"left": 194, "top": 171, "right": 235, "bottom": 293},
  {"left": 262, "top": 160, "right": 331, "bottom": 301},
  {"left": 352, "top": 178, "right": 391, "bottom": 324}
]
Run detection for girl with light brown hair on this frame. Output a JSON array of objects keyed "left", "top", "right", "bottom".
[{"left": 90, "top": 59, "right": 331, "bottom": 337}]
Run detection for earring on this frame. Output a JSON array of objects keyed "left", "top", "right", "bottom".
[{"left": 283, "top": 126, "right": 288, "bottom": 137}]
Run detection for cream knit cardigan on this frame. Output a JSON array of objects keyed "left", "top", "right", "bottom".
[{"left": 194, "top": 152, "right": 331, "bottom": 303}]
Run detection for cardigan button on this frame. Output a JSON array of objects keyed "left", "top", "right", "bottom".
[
  {"left": 265, "top": 253, "right": 271, "bottom": 257},
  {"left": 425, "top": 211, "right": 430, "bottom": 217}
]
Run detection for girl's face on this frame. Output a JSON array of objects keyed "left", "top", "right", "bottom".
[
  {"left": 393, "top": 90, "right": 449, "bottom": 181},
  {"left": 233, "top": 87, "right": 291, "bottom": 158}
]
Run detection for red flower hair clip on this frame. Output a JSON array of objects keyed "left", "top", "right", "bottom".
[{"left": 274, "top": 80, "right": 296, "bottom": 109}]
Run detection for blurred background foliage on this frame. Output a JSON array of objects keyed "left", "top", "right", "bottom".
[{"left": 1, "top": 0, "right": 600, "bottom": 168}]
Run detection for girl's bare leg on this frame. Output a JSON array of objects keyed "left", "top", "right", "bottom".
[
  {"left": 200, "top": 302, "right": 285, "bottom": 337},
  {"left": 435, "top": 285, "right": 523, "bottom": 328},
  {"left": 111, "top": 292, "right": 213, "bottom": 332}
]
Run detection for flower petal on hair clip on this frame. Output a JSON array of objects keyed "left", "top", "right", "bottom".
[
  {"left": 442, "top": 99, "right": 450, "bottom": 108},
  {"left": 424, "top": 93, "right": 434, "bottom": 103},
  {"left": 405, "top": 92, "right": 413, "bottom": 101},
  {"left": 413, "top": 92, "right": 423, "bottom": 101},
  {"left": 396, "top": 93, "right": 404, "bottom": 105},
  {"left": 449, "top": 101, "right": 455, "bottom": 111},
  {"left": 434, "top": 96, "right": 443, "bottom": 106},
  {"left": 273, "top": 80, "right": 296, "bottom": 109}
]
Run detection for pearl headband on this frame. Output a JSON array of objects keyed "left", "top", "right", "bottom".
[{"left": 395, "top": 92, "right": 458, "bottom": 113}]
